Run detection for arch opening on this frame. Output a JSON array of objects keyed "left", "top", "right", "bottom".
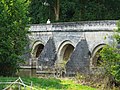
[
  {"left": 92, "top": 48, "right": 103, "bottom": 67},
  {"left": 60, "top": 44, "right": 74, "bottom": 65},
  {"left": 35, "top": 44, "right": 44, "bottom": 58},
  {"left": 91, "top": 44, "right": 106, "bottom": 67},
  {"left": 31, "top": 43, "right": 44, "bottom": 68},
  {"left": 33, "top": 44, "right": 44, "bottom": 58}
]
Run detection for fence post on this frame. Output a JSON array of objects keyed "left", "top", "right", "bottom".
[
  {"left": 31, "top": 81, "right": 32, "bottom": 90},
  {"left": 24, "top": 86, "right": 26, "bottom": 90},
  {"left": 18, "top": 82, "right": 21, "bottom": 90}
]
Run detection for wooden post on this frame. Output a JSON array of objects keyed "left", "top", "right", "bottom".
[
  {"left": 18, "top": 82, "right": 21, "bottom": 90},
  {"left": 30, "top": 81, "right": 32, "bottom": 90},
  {"left": 24, "top": 86, "right": 26, "bottom": 90}
]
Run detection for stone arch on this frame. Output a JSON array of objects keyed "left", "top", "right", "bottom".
[
  {"left": 90, "top": 44, "right": 106, "bottom": 68},
  {"left": 56, "top": 40, "right": 75, "bottom": 67},
  {"left": 31, "top": 41, "right": 44, "bottom": 58},
  {"left": 31, "top": 41, "right": 44, "bottom": 68}
]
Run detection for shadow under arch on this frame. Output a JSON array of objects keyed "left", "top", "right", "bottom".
[
  {"left": 90, "top": 44, "right": 106, "bottom": 68},
  {"left": 31, "top": 41, "right": 44, "bottom": 68},
  {"left": 56, "top": 40, "right": 75, "bottom": 68}
]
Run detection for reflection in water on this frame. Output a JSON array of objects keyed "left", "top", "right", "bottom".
[{"left": 18, "top": 69, "right": 37, "bottom": 77}]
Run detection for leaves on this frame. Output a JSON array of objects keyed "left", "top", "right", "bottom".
[
  {"left": 100, "top": 21, "right": 120, "bottom": 82},
  {"left": 0, "top": 0, "right": 29, "bottom": 76},
  {"left": 29, "top": 0, "right": 120, "bottom": 23}
]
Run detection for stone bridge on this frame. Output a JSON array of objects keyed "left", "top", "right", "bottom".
[{"left": 23, "top": 20, "right": 118, "bottom": 75}]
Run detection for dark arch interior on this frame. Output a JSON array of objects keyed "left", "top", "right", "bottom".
[
  {"left": 35, "top": 44, "right": 44, "bottom": 58},
  {"left": 63, "top": 44, "right": 74, "bottom": 62},
  {"left": 92, "top": 48, "right": 103, "bottom": 67}
]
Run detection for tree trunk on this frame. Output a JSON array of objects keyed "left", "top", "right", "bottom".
[{"left": 54, "top": 0, "right": 59, "bottom": 21}]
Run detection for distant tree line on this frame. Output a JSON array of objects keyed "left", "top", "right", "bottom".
[{"left": 29, "top": 0, "right": 120, "bottom": 24}]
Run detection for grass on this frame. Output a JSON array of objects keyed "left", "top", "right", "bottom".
[{"left": 0, "top": 77, "right": 96, "bottom": 90}]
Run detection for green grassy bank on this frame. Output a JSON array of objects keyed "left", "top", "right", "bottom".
[{"left": 0, "top": 77, "right": 96, "bottom": 90}]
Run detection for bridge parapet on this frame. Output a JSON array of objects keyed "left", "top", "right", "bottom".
[{"left": 29, "top": 20, "right": 117, "bottom": 32}]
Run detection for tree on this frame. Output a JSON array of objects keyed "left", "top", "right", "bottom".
[
  {"left": 29, "top": 0, "right": 60, "bottom": 23},
  {"left": 29, "top": 0, "right": 49, "bottom": 23},
  {"left": 60, "top": 0, "right": 80, "bottom": 22},
  {"left": 100, "top": 21, "right": 120, "bottom": 84},
  {"left": 47, "top": 0, "right": 60, "bottom": 21},
  {"left": 29, "top": 0, "right": 120, "bottom": 23},
  {"left": 0, "top": 0, "right": 29, "bottom": 76}
]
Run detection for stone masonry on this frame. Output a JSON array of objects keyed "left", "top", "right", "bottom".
[{"left": 23, "top": 20, "right": 119, "bottom": 75}]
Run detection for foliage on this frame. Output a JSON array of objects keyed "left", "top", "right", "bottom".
[
  {"left": 0, "top": 0, "right": 29, "bottom": 76},
  {"left": 60, "top": 0, "right": 79, "bottom": 22},
  {"left": 100, "top": 21, "right": 120, "bottom": 82},
  {"left": 29, "top": 0, "right": 120, "bottom": 23},
  {"left": 0, "top": 77, "right": 96, "bottom": 90},
  {"left": 100, "top": 46, "right": 120, "bottom": 81},
  {"left": 29, "top": 0, "right": 50, "bottom": 23}
]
